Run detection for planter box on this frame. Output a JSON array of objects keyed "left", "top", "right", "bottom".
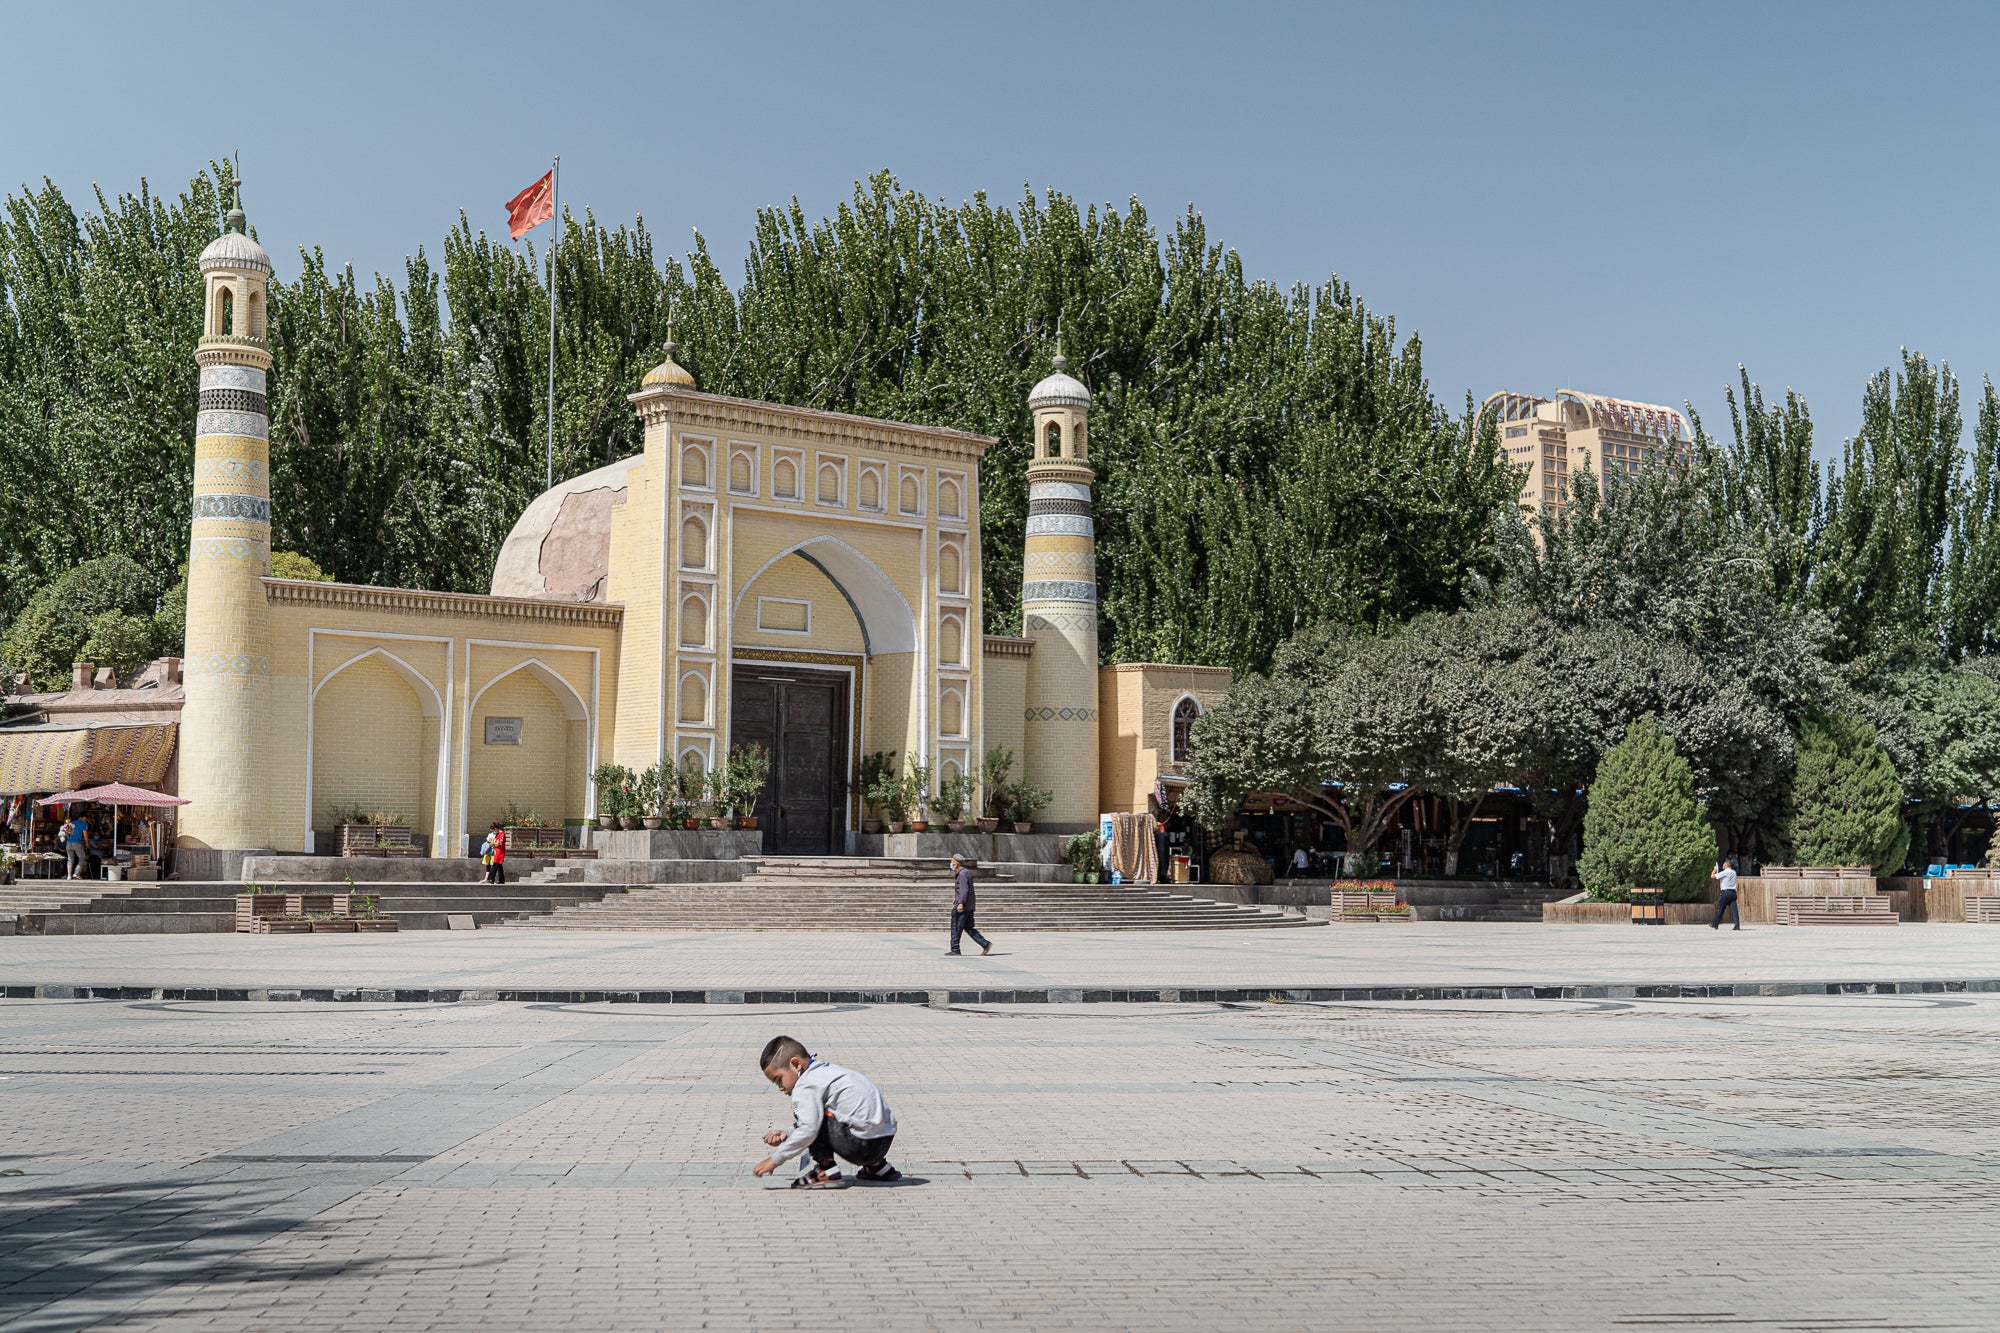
[
  {"left": 505, "top": 825, "right": 568, "bottom": 852},
  {"left": 1330, "top": 891, "right": 1403, "bottom": 922},
  {"left": 285, "top": 893, "right": 353, "bottom": 917},
  {"left": 253, "top": 918, "right": 314, "bottom": 934},
  {"left": 310, "top": 919, "right": 359, "bottom": 933},
  {"left": 235, "top": 894, "right": 288, "bottom": 933},
  {"left": 353, "top": 918, "right": 402, "bottom": 932},
  {"left": 337, "top": 824, "right": 416, "bottom": 857}
]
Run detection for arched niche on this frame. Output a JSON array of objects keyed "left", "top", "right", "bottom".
[
  {"left": 680, "top": 512, "right": 708, "bottom": 569},
  {"left": 940, "top": 543, "right": 963, "bottom": 594},
  {"left": 729, "top": 451, "right": 754, "bottom": 493},
  {"left": 939, "top": 614, "right": 964, "bottom": 666},
  {"left": 899, "top": 474, "right": 920, "bottom": 514},
  {"left": 774, "top": 457, "right": 799, "bottom": 500},
  {"left": 1044, "top": 419, "right": 1062, "bottom": 458},
  {"left": 681, "top": 443, "right": 709, "bottom": 489},
  {"left": 940, "top": 686, "right": 964, "bottom": 736},
  {"left": 679, "top": 592, "right": 709, "bottom": 648},
  {"left": 465, "top": 658, "right": 590, "bottom": 835},
  {"left": 939, "top": 478, "right": 961, "bottom": 518},
  {"left": 732, "top": 535, "right": 916, "bottom": 655},
  {"left": 859, "top": 468, "right": 882, "bottom": 510},
  {"left": 311, "top": 648, "right": 441, "bottom": 846},
  {"left": 817, "top": 462, "right": 842, "bottom": 505},
  {"left": 678, "top": 669, "right": 709, "bottom": 724}
]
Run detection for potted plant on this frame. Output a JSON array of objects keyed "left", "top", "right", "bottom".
[
  {"left": 235, "top": 883, "right": 287, "bottom": 932},
  {"left": 351, "top": 894, "right": 401, "bottom": 932},
  {"left": 858, "top": 750, "right": 896, "bottom": 834},
  {"left": 874, "top": 765, "right": 910, "bottom": 834},
  {"left": 0, "top": 847, "right": 16, "bottom": 886},
  {"left": 905, "top": 760, "right": 933, "bottom": 833},
  {"left": 728, "top": 743, "right": 771, "bottom": 828},
  {"left": 1064, "top": 831, "right": 1102, "bottom": 883},
  {"left": 634, "top": 764, "right": 665, "bottom": 830},
  {"left": 978, "top": 745, "right": 1013, "bottom": 834},
  {"left": 704, "top": 761, "right": 731, "bottom": 829},
  {"left": 590, "top": 764, "right": 630, "bottom": 829},
  {"left": 676, "top": 753, "right": 706, "bottom": 829},
  {"left": 1010, "top": 781, "right": 1051, "bottom": 834},
  {"left": 936, "top": 770, "right": 975, "bottom": 833}
]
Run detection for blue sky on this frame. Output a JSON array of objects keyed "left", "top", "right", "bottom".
[{"left": 5, "top": 1, "right": 1995, "bottom": 450}]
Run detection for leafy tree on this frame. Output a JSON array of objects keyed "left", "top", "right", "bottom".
[
  {"left": 268, "top": 551, "right": 333, "bottom": 582},
  {"left": 1777, "top": 710, "right": 1910, "bottom": 875},
  {"left": 1939, "top": 379, "right": 2000, "bottom": 657},
  {"left": 0, "top": 555, "right": 167, "bottom": 689},
  {"left": 1577, "top": 716, "right": 1716, "bottom": 902}
]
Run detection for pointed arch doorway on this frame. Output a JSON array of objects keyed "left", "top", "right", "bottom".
[{"left": 731, "top": 662, "right": 851, "bottom": 854}]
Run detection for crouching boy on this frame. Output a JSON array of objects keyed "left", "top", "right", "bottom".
[{"left": 752, "top": 1035, "right": 901, "bottom": 1188}]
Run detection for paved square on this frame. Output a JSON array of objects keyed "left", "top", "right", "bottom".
[{"left": 2, "top": 990, "right": 1997, "bottom": 1329}]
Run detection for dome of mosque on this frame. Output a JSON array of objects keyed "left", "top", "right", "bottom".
[
  {"left": 1028, "top": 354, "right": 1090, "bottom": 409},
  {"left": 199, "top": 206, "right": 272, "bottom": 275},
  {"left": 641, "top": 340, "right": 697, "bottom": 389}
]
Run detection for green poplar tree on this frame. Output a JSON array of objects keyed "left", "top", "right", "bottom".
[{"left": 1778, "top": 711, "right": 1911, "bottom": 876}]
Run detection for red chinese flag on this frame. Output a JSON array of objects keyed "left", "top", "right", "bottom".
[{"left": 506, "top": 170, "right": 554, "bottom": 239}]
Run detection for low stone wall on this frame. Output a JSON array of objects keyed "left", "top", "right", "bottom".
[
  {"left": 245, "top": 855, "right": 499, "bottom": 884},
  {"left": 581, "top": 859, "right": 746, "bottom": 886},
  {"left": 584, "top": 829, "right": 762, "bottom": 861},
  {"left": 851, "top": 831, "right": 1064, "bottom": 863}
]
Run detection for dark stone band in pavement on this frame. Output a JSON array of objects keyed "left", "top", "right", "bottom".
[{"left": 6, "top": 976, "right": 2000, "bottom": 1005}]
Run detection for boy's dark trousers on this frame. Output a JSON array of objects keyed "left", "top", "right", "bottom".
[
  {"left": 810, "top": 1115, "right": 894, "bottom": 1171},
  {"left": 950, "top": 906, "right": 990, "bottom": 953},
  {"left": 1710, "top": 889, "right": 1739, "bottom": 928}
]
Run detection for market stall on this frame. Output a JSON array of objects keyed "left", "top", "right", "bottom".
[{"left": 36, "top": 782, "right": 189, "bottom": 880}]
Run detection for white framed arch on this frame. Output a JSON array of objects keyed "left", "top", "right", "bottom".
[
  {"left": 304, "top": 644, "right": 448, "bottom": 852},
  {"left": 458, "top": 656, "right": 593, "bottom": 845},
  {"left": 678, "top": 667, "right": 711, "bottom": 725},
  {"left": 1168, "top": 691, "right": 1204, "bottom": 764},
  {"left": 732, "top": 535, "right": 917, "bottom": 655}
]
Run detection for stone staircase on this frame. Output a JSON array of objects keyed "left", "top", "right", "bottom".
[
  {"left": 511, "top": 856, "right": 1320, "bottom": 931},
  {"left": 0, "top": 878, "right": 622, "bottom": 933}
]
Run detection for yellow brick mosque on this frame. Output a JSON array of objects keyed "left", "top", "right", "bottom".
[{"left": 172, "top": 204, "right": 1220, "bottom": 875}]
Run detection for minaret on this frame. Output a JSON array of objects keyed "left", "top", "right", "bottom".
[
  {"left": 176, "top": 191, "right": 275, "bottom": 869},
  {"left": 1019, "top": 350, "right": 1099, "bottom": 829}
]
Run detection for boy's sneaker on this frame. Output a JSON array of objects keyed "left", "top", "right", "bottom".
[
  {"left": 856, "top": 1162, "right": 902, "bottom": 1183},
  {"left": 790, "top": 1166, "right": 847, "bottom": 1189}
]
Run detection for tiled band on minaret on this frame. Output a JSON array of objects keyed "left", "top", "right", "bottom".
[
  {"left": 177, "top": 196, "right": 275, "bottom": 859},
  {"left": 1020, "top": 354, "right": 1100, "bottom": 828}
]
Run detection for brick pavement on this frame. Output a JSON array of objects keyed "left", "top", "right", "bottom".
[
  {"left": 1, "top": 992, "right": 1997, "bottom": 1329},
  {"left": 2, "top": 924, "right": 1998, "bottom": 1000}
]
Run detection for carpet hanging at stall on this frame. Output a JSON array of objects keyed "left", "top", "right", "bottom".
[
  {"left": 0, "top": 729, "right": 89, "bottom": 797},
  {"left": 68, "top": 724, "right": 179, "bottom": 788}
]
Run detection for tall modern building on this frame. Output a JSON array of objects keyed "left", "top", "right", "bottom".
[{"left": 1483, "top": 390, "right": 1690, "bottom": 519}]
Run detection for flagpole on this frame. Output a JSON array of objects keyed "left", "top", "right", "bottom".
[{"left": 546, "top": 155, "right": 560, "bottom": 493}]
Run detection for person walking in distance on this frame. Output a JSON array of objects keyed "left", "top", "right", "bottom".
[
  {"left": 1710, "top": 855, "right": 1741, "bottom": 930},
  {"left": 948, "top": 852, "right": 991, "bottom": 956},
  {"left": 62, "top": 815, "right": 87, "bottom": 879}
]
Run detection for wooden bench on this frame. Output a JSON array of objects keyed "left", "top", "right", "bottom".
[
  {"left": 1966, "top": 897, "right": 2000, "bottom": 924},
  {"left": 1776, "top": 895, "right": 1897, "bottom": 927},
  {"left": 1330, "top": 891, "right": 1407, "bottom": 922}
]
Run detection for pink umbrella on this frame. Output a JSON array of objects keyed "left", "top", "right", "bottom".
[{"left": 37, "top": 784, "right": 188, "bottom": 869}]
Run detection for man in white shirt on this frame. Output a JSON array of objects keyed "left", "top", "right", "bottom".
[
  {"left": 752, "top": 1035, "right": 900, "bottom": 1189},
  {"left": 1710, "top": 856, "right": 1741, "bottom": 930}
]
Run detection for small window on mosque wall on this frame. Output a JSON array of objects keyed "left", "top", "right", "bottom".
[
  {"left": 899, "top": 474, "right": 920, "bottom": 515},
  {"left": 859, "top": 468, "right": 882, "bottom": 510},
  {"left": 217, "top": 286, "right": 234, "bottom": 337},
  {"left": 939, "top": 478, "right": 961, "bottom": 518},
  {"left": 1171, "top": 697, "right": 1202, "bottom": 763},
  {"left": 774, "top": 458, "right": 799, "bottom": 500},
  {"left": 817, "top": 461, "right": 842, "bottom": 505},
  {"left": 681, "top": 444, "right": 709, "bottom": 489},
  {"left": 729, "top": 451, "right": 754, "bottom": 494},
  {"left": 1044, "top": 420, "right": 1062, "bottom": 458},
  {"left": 247, "top": 290, "right": 264, "bottom": 338}
]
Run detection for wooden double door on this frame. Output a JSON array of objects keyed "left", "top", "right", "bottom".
[{"left": 730, "top": 665, "right": 849, "bottom": 855}]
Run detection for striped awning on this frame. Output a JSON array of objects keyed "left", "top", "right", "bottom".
[
  {"left": 0, "top": 723, "right": 178, "bottom": 795},
  {"left": 70, "top": 724, "right": 179, "bottom": 788},
  {"left": 0, "top": 729, "right": 89, "bottom": 796}
]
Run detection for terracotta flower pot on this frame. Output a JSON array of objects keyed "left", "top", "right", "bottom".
[
  {"left": 863, "top": 819, "right": 882, "bottom": 834},
  {"left": 910, "top": 820, "right": 929, "bottom": 833},
  {"left": 977, "top": 818, "right": 999, "bottom": 834},
  {"left": 642, "top": 817, "right": 663, "bottom": 830},
  {"left": 946, "top": 821, "right": 965, "bottom": 833},
  {"left": 737, "top": 817, "right": 759, "bottom": 830},
  {"left": 708, "top": 817, "right": 726, "bottom": 830},
  {"left": 597, "top": 814, "right": 615, "bottom": 829},
  {"left": 886, "top": 822, "right": 906, "bottom": 834},
  {"left": 1012, "top": 821, "right": 1033, "bottom": 834},
  {"left": 620, "top": 816, "right": 641, "bottom": 830},
  {"left": 683, "top": 818, "right": 699, "bottom": 830}
]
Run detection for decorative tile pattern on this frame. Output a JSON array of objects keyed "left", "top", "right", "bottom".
[
  {"left": 1025, "top": 705, "right": 1098, "bottom": 721},
  {"left": 194, "top": 652, "right": 272, "bottom": 676},
  {"left": 193, "top": 457, "right": 269, "bottom": 485},
  {"left": 1021, "top": 579, "right": 1098, "bottom": 604},
  {"left": 192, "top": 494, "right": 271, "bottom": 523},
  {"left": 1026, "top": 513, "right": 1094, "bottom": 538},
  {"left": 198, "top": 364, "right": 266, "bottom": 393},
  {"left": 189, "top": 537, "right": 269, "bottom": 561},
  {"left": 196, "top": 409, "right": 269, "bottom": 441}
]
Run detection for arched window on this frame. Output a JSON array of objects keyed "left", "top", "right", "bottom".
[
  {"left": 1171, "top": 696, "right": 1202, "bottom": 763},
  {"left": 817, "top": 462, "right": 841, "bottom": 505},
  {"left": 247, "top": 290, "right": 263, "bottom": 338},
  {"left": 939, "top": 615, "right": 963, "bottom": 666},
  {"left": 940, "top": 544, "right": 962, "bottom": 594},
  {"left": 1044, "top": 420, "right": 1062, "bottom": 458},
  {"left": 681, "top": 444, "right": 709, "bottom": 489},
  {"left": 679, "top": 593, "right": 708, "bottom": 648},
  {"left": 859, "top": 469, "right": 881, "bottom": 510},
  {"left": 678, "top": 671, "right": 708, "bottom": 723},
  {"left": 941, "top": 687, "right": 964, "bottom": 736},
  {"left": 939, "top": 478, "right": 961, "bottom": 518},
  {"left": 774, "top": 458, "right": 799, "bottom": 500},
  {"left": 729, "top": 451, "right": 753, "bottom": 493},
  {"left": 679, "top": 513, "right": 707, "bottom": 569},
  {"left": 217, "top": 287, "right": 234, "bottom": 337},
  {"left": 899, "top": 474, "right": 919, "bottom": 514}
]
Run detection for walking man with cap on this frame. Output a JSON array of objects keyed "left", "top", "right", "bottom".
[{"left": 948, "top": 852, "right": 991, "bottom": 956}]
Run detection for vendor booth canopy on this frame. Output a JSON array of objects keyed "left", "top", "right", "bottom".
[
  {"left": 36, "top": 783, "right": 189, "bottom": 808},
  {"left": 0, "top": 724, "right": 177, "bottom": 796}
]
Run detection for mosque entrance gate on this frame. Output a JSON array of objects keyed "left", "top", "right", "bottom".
[{"left": 729, "top": 664, "right": 850, "bottom": 855}]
